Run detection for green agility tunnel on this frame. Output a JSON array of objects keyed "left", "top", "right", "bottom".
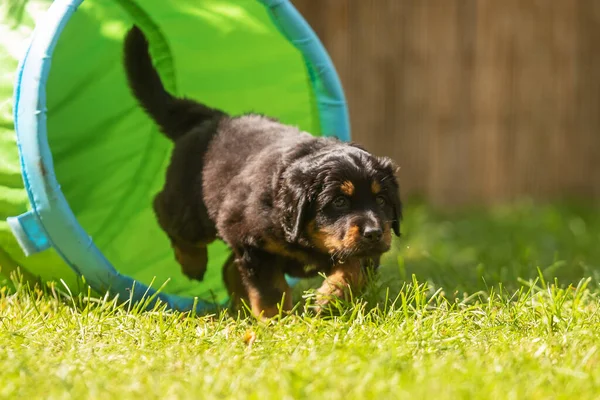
[{"left": 0, "top": 0, "right": 349, "bottom": 312}]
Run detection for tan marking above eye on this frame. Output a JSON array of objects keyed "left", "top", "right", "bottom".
[
  {"left": 371, "top": 181, "right": 381, "bottom": 194},
  {"left": 340, "top": 181, "right": 355, "bottom": 196}
]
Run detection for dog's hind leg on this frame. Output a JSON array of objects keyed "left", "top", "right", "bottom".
[
  {"left": 222, "top": 253, "right": 245, "bottom": 311},
  {"left": 233, "top": 248, "right": 293, "bottom": 320},
  {"left": 171, "top": 240, "right": 208, "bottom": 281},
  {"left": 153, "top": 190, "right": 215, "bottom": 281}
]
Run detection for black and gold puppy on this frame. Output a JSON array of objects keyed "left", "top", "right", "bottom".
[{"left": 123, "top": 26, "right": 402, "bottom": 318}]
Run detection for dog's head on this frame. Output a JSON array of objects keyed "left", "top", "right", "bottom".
[{"left": 277, "top": 142, "right": 402, "bottom": 262}]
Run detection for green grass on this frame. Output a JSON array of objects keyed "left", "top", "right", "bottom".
[{"left": 2, "top": 200, "right": 600, "bottom": 399}]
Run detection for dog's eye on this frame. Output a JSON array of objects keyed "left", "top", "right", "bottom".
[
  {"left": 332, "top": 196, "right": 350, "bottom": 209},
  {"left": 376, "top": 195, "right": 386, "bottom": 207}
]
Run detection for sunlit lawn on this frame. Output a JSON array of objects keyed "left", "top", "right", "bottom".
[{"left": 1, "top": 200, "right": 599, "bottom": 399}]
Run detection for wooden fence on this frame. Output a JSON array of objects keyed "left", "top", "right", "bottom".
[{"left": 293, "top": 0, "right": 600, "bottom": 207}]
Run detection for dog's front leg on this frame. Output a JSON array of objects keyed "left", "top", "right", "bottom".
[
  {"left": 233, "top": 248, "right": 293, "bottom": 320},
  {"left": 316, "top": 259, "right": 367, "bottom": 309}
]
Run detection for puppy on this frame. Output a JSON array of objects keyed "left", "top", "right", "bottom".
[{"left": 123, "top": 26, "right": 402, "bottom": 319}]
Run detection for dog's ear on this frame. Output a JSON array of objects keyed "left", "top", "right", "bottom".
[
  {"left": 377, "top": 157, "right": 402, "bottom": 237},
  {"left": 287, "top": 192, "right": 308, "bottom": 242},
  {"left": 389, "top": 186, "right": 402, "bottom": 237},
  {"left": 277, "top": 170, "right": 311, "bottom": 243}
]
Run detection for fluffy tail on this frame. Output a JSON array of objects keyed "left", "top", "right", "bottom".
[{"left": 123, "top": 26, "right": 226, "bottom": 141}]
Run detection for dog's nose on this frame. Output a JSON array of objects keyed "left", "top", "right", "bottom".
[{"left": 363, "top": 226, "right": 383, "bottom": 242}]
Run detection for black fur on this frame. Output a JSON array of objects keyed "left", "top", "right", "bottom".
[{"left": 123, "top": 26, "right": 402, "bottom": 317}]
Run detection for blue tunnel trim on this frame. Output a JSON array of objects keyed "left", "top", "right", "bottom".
[
  {"left": 259, "top": 0, "right": 351, "bottom": 142},
  {"left": 7, "top": 211, "right": 51, "bottom": 256}
]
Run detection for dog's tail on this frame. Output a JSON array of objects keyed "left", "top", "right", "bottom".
[{"left": 123, "top": 26, "right": 226, "bottom": 141}]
